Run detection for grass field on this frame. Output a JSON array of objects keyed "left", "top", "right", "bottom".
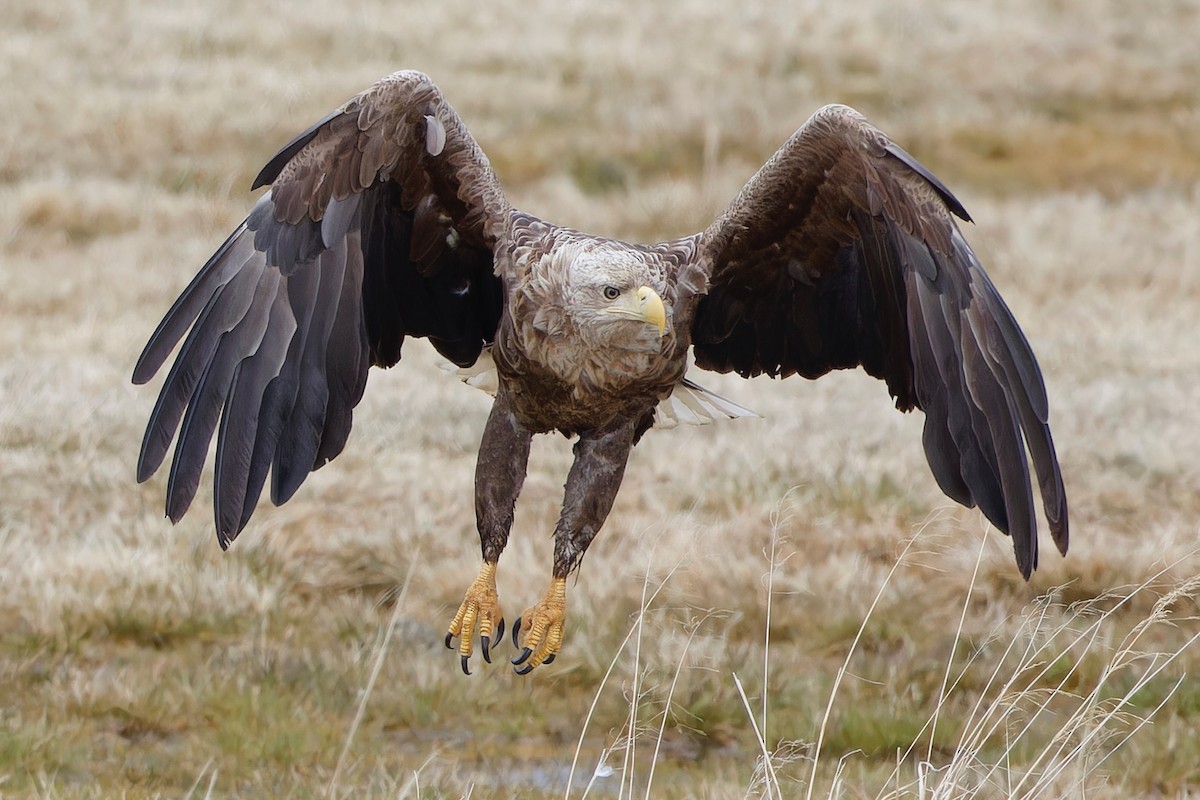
[{"left": 3, "top": 0, "right": 1200, "bottom": 796}]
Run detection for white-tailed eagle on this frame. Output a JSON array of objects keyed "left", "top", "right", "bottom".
[{"left": 134, "top": 71, "right": 1068, "bottom": 674}]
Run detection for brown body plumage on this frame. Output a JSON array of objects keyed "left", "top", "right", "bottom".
[{"left": 134, "top": 71, "right": 1067, "bottom": 674}]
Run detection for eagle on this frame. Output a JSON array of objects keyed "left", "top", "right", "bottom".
[{"left": 133, "top": 71, "right": 1068, "bottom": 675}]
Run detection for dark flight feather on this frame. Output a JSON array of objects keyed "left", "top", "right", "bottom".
[
  {"left": 165, "top": 268, "right": 281, "bottom": 522},
  {"left": 213, "top": 287, "right": 296, "bottom": 544}
]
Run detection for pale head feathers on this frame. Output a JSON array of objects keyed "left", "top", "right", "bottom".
[{"left": 524, "top": 239, "right": 670, "bottom": 352}]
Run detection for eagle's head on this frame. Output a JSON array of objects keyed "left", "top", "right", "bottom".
[{"left": 558, "top": 248, "right": 669, "bottom": 354}]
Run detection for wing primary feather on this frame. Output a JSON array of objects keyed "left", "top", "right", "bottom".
[
  {"left": 314, "top": 232, "right": 369, "bottom": 467},
  {"left": 137, "top": 291, "right": 223, "bottom": 483},
  {"left": 137, "top": 248, "right": 267, "bottom": 482},
  {"left": 909, "top": 217, "right": 1040, "bottom": 573},
  {"left": 906, "top": 265, "right": 975, "bottom": 508},
  {"left": 959, "top": 315, "right": 1039, "bottom": 576},
  {"left": 908, "top": 283, "right": 982, "bottom": 511},
  {"left": 270, "top": 242, "right": 345, "bottom": 504},
  {"left": 951, "top": 232, "right": 1066, "bottom": 557},
  {"left": 959, "top": 235, "right": 1049, "bottom": 421},
  {"left": 920, "top": 404, "right": 974, "bottom": 507},
  {"left": 257, "top": 257, "right": 321, "bottom": 508},
  {"left": 907, "top": 231, "right": 1011, "bottom": 531},
  {"left": 213, "top": 287, "right": 297, "bottom": 546},
  {"left": 239, "top": 326, "right": 307, "bottom": 532},
  {"left": 965, "top": 266, "right": 1069, "bottom": 554},
  {"left": 133, "top": 225, "right": 254, "bottom": 384},
  {"left": 165, "top": 269, "right": 281, "bottom": 523},
  {"left": 213, "top": 366, "right": 244, "bottom": 545}
]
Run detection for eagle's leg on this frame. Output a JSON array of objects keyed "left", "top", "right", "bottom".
[
  {"left": 446, "top": 392, "right": 532, "bottom": 674},
  {"left": 512, "top": 420, "right": 636, "bottom": 674}
]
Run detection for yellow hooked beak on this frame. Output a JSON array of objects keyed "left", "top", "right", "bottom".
[
  {"left": 635, "top": 286, "right": 667, "bottom": 337},
  {"left": 604, "top": 285, "right": 667, "bottom": 337},
  {"left": 638, "top": 286, "right": 667, "bottom": 335}
]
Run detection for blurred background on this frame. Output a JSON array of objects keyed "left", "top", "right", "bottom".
[{"left": 2, "top": 1, "right": 1199, "bottom": 797}]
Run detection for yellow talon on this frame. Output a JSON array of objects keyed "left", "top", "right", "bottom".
[
  {"left": 512, "top": 577, "right": 567, "bottom": 674},
  {"left": 446, "top": 561, "right": 504, "bottom": 674}
]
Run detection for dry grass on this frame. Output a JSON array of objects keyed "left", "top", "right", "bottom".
[{"left": 2, "top": 0, "right": 1200, "bottom": 796}]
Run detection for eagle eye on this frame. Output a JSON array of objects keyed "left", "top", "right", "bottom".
[{"left": 602, "top": 285, "right": 620, "bottom": 300}]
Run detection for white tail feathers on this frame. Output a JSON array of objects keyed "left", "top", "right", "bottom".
[
  {"left": 437, "top": 349, "right": 500, "bottom": 395},
  {"left": 651, "top": 378, "right": 759, "bottom": 429}
]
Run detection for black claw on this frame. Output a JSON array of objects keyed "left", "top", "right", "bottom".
[
  {"left": 461, "top": 655, "right": 471, "bottom": 676},
  {"left": 444, "top": 632, "right": 454, "bottom": 649},
  {"left": 543, "top": 653, "right": 556, "bottom": 665},
  {"left": 514, "top": 663, "right": 534, "bottom": 676},
  {"left": 481, "top": 635, "right": 492, "bottom": 664},
  {"left": 512, "top": 616, "right": 522, "bottom": 649},
  {"left": 496, "top": 617, "right": 506, "bottom": 644},
  {"left": 512, "top": 646, "right": 533, "bottom": 666}
]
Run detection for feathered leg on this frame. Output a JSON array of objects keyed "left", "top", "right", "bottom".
[
  {"left": 511, "top": 419, "right": 636, "bottom": 674},
  {"left": 446, "top": 390, "right": 531, "bottom": 674}
]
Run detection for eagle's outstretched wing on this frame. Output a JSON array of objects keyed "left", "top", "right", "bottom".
[
  {"left": 133, "top": 71, "right": 509, "bottom": 546},
  {"left": 689, "top": 104, "right": 1067, "bottom": 577}
]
